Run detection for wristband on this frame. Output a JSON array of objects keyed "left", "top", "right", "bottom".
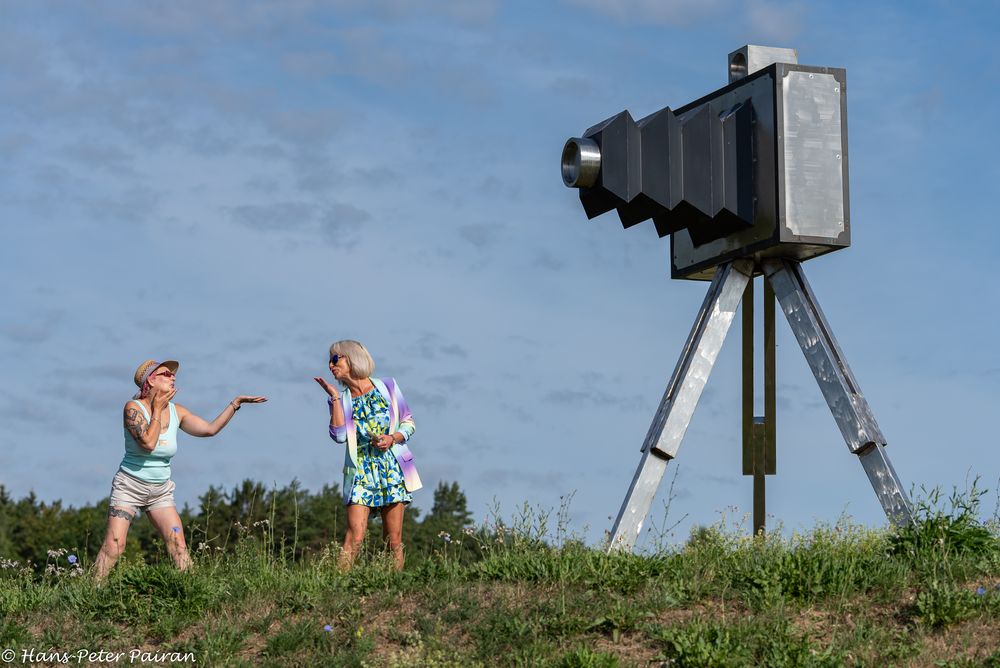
[{"left": 230, "top": 401, "right": 240, "bottom": 412}]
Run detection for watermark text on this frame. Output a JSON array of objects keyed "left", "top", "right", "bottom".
[{"left": 1, "top": 647, "right": 196, "bottom": 664}]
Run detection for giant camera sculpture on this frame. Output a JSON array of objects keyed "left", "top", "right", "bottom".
[{"left": 562, "top": 46, "right": 913, "bottom": 552}]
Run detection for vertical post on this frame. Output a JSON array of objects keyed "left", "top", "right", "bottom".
[
  {"left": 764, "top": 278, "right": 776, "bottom": 472},
  {"left": 743, "top": 274, "right": 777, "bottom": 536},
  {"left": 752, "top": 417, "right": 766, "bottom": 534},
  {"left": 741, "top": 278, "right": 754, "bottom": 476}
]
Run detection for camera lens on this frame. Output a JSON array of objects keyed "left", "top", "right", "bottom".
[{"left": 561, "top": 138, "right": 601, "bottom": 188}]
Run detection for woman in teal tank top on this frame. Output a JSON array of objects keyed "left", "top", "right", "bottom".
[{"left": 93, "top": 359, "right": 267, "bottom": 580}]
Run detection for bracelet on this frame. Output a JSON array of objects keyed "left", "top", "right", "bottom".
[
  {"left": 230, "top": 401, "right": 240, "bottom": 412},
  {"left": 150, "top": 416, "right": 160, "bottom": 425}
]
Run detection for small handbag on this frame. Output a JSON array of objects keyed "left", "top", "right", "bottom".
[{"left": 392, "top": 443, "right": 423, "bottom": 492}]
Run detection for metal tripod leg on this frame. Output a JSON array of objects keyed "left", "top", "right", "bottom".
[
  {"left": 608, "top": 259, "right": 753, "bottom": 552},
  {"left": 762, "top": 258, "right": 913, "bottom": 525}
]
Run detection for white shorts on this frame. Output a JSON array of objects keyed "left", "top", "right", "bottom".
[{"left": 108, "top": 469, "right": 176, "bottom": 516}]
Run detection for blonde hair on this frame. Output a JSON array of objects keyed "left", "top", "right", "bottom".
[{"left": 329, "top": 340, "right": 375, "bottom": 379}]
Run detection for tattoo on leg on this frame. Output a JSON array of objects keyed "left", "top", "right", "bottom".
[{"left": 109, "top": 507, "right": 135, "bottom": 522}]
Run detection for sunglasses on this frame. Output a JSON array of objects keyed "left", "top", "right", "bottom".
[
  {"left": 330, "top": 354, "right": 345, "bottom": 365},
  {"left": 152, "top": 370, "right": 175, "bottom": 379}
]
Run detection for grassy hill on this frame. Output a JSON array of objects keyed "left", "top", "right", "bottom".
[{"left": 1, "top": 488, "right": 998, "bottom": 667}]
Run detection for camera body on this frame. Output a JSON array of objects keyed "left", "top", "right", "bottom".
[{"left": 561, "top": 47, "right": 850, "bottom": 280}]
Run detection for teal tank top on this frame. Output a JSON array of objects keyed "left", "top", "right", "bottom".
[{"left": 120, "top": 400, "right": 178, "bottom": 484}]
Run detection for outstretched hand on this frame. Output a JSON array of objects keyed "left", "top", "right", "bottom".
[
  {"left": 313, "top": 377, "right": 339, "bottom": 398},
  {"left": 234, "top": 395, "right": 267, "bottom": 408}
]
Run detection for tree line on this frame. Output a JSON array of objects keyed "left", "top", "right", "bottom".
[{"left": 0, "top": 479, "right": 474, "bottom": 570}]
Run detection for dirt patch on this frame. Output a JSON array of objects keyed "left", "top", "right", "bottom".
[
  {"left": 906, "top": 617, "right": 1000, "bottom": 667},
  {"left": 586, "top": 631, "right": 663, "bottom": 667}
]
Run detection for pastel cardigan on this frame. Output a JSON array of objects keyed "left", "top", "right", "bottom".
[{"left": 328, "top": 377, "right": 416, "bottom": 500}]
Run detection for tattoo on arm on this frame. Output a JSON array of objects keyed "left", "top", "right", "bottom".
[{"left": 125, "top": 407, "right": 147, "bottom": 441}]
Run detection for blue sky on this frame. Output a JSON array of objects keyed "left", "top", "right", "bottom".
[{"left": 2, "top": 1, "right": 998, "bottom": 548}]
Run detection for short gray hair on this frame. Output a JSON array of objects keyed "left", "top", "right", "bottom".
[{"left": 329, "top": 340, "right": 375, "bottom": 379}]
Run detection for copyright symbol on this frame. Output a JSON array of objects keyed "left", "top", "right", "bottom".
[{"left": 1, "top": 648, "right": 15, "bottom": 662}]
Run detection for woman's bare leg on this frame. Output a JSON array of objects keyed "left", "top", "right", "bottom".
[
  {"left": 146, "top": 506, "right": 192, "bottom": 571},
  {"left": 380, "top": 503, "right": 405, "bottom": 571},
  {"left": 92, "top": 507, "right": 135, "bottom": 580},
  {"left": 341, "top": 504, "right": 371, "bottom": 571}
]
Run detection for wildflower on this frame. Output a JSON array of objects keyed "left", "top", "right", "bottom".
[
  {"left": 976, "top": 587, "right": 986, "bottom": 596},
  {"left": 323, "top": 625, "right": 333, "bottom": 632},
  {"left": 67, "top": 555, "right": 78, "bottom": 565},
  {"left": 463, "top": 527, "right": 475, "bottom": 536},
  {"left": 172, "top": 526, "right": 180, "bottom": 534},
  {"left": 438, "top": 531, "right": 451, "bottom": 543},
  {"left": 47, "top": 548, "right": 66, "bottom": 559}
]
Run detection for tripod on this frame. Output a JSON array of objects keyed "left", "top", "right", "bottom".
[{"left": 608, "top": 258, "right": 913, "bottom": 552}]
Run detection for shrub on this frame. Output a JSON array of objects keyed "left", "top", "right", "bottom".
[{"left": 889, "top": 481, "right": 998, "bottom": 562}]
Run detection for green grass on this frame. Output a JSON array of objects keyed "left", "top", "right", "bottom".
[{"left": 1, "top": 488, "right": 998, "bottom": 667}]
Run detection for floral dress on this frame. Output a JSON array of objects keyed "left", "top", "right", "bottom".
[{"left": 348, "top": 387, "right": 412, "bottom": 507}]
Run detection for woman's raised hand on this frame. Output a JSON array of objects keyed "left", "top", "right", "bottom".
[
  {"left": 233, "top": 395, "right": 267, "bottom": 407},
  {"left": 314, "top": 377, "right": 339, "bottom": 397},
  {"left": 151, "top": 387, "right": 175, "bottom": 411}
]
